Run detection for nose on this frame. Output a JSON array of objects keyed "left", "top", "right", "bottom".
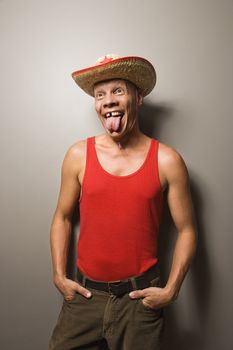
[{"left": 103, "top": 93, "right": 118, "bottom": 109}]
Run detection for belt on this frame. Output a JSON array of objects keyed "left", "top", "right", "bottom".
[{"left": 76, "top": 264, "right": 160, "bottom": 297}]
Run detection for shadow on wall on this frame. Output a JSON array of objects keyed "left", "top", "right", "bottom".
[
  {"left": 66, "top": 102, "right": 211, "bottom": 350},
  {"left": 140, "top": 103, "right": 212, "bottom": 350}
]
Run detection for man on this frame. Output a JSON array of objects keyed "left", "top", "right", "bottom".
[{"left": 49, "top": 54, "right": 197, "bottom": 350}]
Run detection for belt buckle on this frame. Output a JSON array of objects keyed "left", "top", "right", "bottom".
[{"left": 107, "top": 281, "right": 128, "bottom": 296}]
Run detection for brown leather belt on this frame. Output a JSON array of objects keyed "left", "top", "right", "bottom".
[{"left": 76, "top": 264, "right": 160, "bottom": 296}]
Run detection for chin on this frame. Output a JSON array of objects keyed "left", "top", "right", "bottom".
[{"left": 108, "top": 129, "right": 128, "bottom": 141}]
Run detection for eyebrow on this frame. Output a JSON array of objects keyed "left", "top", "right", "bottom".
[
  {"left": 94, "top": 89, "right": 105, "bottom": 94},
  {"left": 94, "top": 84, "right": 125, "bottom": 93}
]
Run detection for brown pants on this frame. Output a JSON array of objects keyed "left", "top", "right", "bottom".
[{"left": 49, "top": 276, "right": 165, "bottom": 350}]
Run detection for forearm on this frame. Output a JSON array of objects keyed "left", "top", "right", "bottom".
[
  {"left": 164, "top": 227, "right": 197, "bottom": 301},
  {"left": 50, "top": 212, "right": 92, "bottom": 299},
  {"left": 50, "top": 214, "right": 72, "bottom": 281}
]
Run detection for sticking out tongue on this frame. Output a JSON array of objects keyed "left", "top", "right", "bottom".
[{"left": 105, "top": 116, "right": 122, "bottom": 132}]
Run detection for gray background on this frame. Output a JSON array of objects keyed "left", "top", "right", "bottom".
[{"left": 0, "top": 0, "right": 232, "bottom": 349}]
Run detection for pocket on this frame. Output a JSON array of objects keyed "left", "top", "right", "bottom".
[
  {"left": 140, "top": 298, "right": 153, "bottom": 311},
  {"left": 139, "top": 297, "right": 159, "bottom": 311},
  {"left": 139, "top": 275, "right": 163, "bottom": 315},
  {"left": 63, "top": 292, "right": 78, "bottom": 303},
  {"left": 139, "top": 298, "right": 163, "bottom": 317}
]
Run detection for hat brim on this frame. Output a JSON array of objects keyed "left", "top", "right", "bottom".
[{"left": 71, "top": 56, "right": 156, "bottom": 97}]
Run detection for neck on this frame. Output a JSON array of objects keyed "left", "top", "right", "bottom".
[{"left": 105, "top": 123, "right": 145, "bottom": 150}]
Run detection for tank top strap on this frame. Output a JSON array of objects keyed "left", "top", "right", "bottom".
[
  {"left": 141, "top": 137, "right": 160, "bottom": 186},
  {"left": 147, "top": 137, "right": 159, "bottom": 170},
  {"left": 86, "top": 135, "right": 99, "bottom": 169}
]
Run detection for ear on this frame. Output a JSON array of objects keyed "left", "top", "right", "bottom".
[{"left": 136, "top": 91, "right": 144, "bottom": 106}]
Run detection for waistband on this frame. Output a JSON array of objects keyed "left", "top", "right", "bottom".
[{"left": 76, "top": 264, "right": 160, "bottom": 296}]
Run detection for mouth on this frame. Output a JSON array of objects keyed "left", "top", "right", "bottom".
[
  {"left": 102, "top": 110, "right": 125, "bottom": 132},
  {"left": 104, "top": 110, "right": 124, "bottom": 118}
]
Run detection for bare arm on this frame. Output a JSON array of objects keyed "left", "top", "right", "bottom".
[
  {"left": 129, "top": 146, "right": 197, "bottom": 308},
  {"left": 162, "top": 149, "right": 197, "bottom": 300},
  {"left": 50, "top": 142, "right": 92, "bottom": 300}
]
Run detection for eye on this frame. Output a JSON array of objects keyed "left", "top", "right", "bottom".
[
  {"left": 115, "top": 87, "right": 124, "bottom": 94},
  {"left": 95, "top": 92, "right": 104, "bottom": 99}
]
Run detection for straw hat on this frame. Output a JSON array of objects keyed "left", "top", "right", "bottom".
[{"left": 71, "top": 54, "right": 156, "bottom": 97}]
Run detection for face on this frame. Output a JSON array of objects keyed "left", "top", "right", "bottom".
[{"left": 94, "top": 79, "right": 143, "bottom": 140}]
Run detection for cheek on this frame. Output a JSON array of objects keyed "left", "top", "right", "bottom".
[{"left": 95, "top": 103, "right": 101, "bottom": 114}]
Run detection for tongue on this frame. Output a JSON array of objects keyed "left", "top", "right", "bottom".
[{"left": 105, "top": 116, "right": 121, "bottom": 131}]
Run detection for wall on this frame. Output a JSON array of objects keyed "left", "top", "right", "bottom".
[{"left": 0, "top": 1, "right": 232, "bottom": 349}]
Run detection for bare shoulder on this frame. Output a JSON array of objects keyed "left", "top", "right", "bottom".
[
  {"left": 158, "top": 141, "right": 189, "bottom": 184},
  {"left": 66, "top": 138, "right": 86, "bottom": 158},
  {"left": 62, "top": 138, "right": 87, "bottom": 174}
]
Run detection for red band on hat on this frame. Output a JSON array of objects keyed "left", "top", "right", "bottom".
[{"left": 71, "top": 56, "right": 154, "bottom": 77}]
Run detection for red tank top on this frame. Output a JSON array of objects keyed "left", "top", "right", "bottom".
[{"left": 76, "top": 136, "right": 163, "bottom": 281}]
